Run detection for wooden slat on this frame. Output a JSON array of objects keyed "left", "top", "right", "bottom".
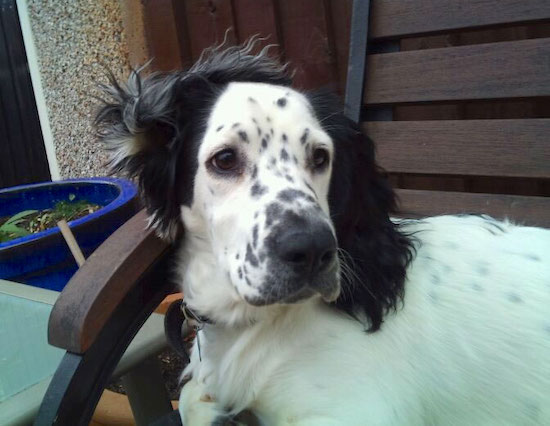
[
  {"left": 364, "top": 38, "right": 550, "bottom": 105},
  {"left": 142, "top": 0, "right": 184, "bottom": 71},
  {"left": 365, "top": 119, "right": 550, "bottom": 178},
  {"left": 183, "top": 0, "right": 237, "bottom": 62},
  {"left": 370, "top": 0, "right": 550, "bottom": 40},
  {"left": 328, "top": 0, "right": 353, "bottom": 95},
  {"left": 396, "top": 189, "right": 550, "bottom": 228},
  {"left": 232, "top": 0, "right": 282, "bottom": 56},
  {"left": 276, "top": 0, "right": 337, "bottom": 89}
]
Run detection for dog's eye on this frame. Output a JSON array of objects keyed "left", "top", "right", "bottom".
[
  {"left": 312, "top": 148, "right": 329, "bottom": 169},
  {"left": 211, "top": 149, "right": 238, "bottom": 171}
]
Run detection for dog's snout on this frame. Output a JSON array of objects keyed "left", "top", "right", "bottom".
[{"left": 277, "top": 223, "right": 337, "bottom": 275}]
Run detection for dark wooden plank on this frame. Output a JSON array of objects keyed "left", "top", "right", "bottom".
[
  {"left": 232, "top": 0, "right": 281, "bottom": 56},
  {"left": 276, "top": 0, "right": 337, "bottom": 89},
  {"left": 183, "top": 0, "right": 237, "bottom": 62},
  {"left": 396, "top": 189, "right": 550, "bottom": 228},
  {"left": 142, "top": 0, "right": 184, "bottom": 71},
  {"left": 370, "top": 0, "right": 550, "bottom": 40},
  {"left": 364, "top": 38, "right": 550, "bottom": 105},
  {"left": 48, "top": 210, "right": 172, "bottom": 353},
  {"left": 366, "top": 119, "right": 550, "bottom": 178},
  {"left": 327, "top": 0, "right": 352, "bottom": 95}
]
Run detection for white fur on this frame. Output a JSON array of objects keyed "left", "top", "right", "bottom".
[
  {"left": 179, "top": 215, "right": 550, "bottom": 425},
  {"left": 179, "top": 82, "right": 335, "bottom": 323},
  {"left": 173, "top": 83, "right": 550, "bottom": 425}
]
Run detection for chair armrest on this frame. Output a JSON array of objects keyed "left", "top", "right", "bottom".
[{"left": 48, "top": 209, "right": 173, "bottom": 354}]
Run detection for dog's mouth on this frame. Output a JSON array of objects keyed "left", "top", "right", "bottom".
[{"left": 243, "top": 267, "right": 341, "bottom": 307}]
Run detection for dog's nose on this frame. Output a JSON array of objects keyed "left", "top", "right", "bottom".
[{"left": 276, "top": 223, "right": 337, "bottom": 275}]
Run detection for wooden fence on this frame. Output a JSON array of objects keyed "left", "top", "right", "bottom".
[{"left": 124, "top": 0, "right": 550, "bottom": 198}]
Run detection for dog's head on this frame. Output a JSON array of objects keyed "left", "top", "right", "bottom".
[{"left": 96, "top": 42, "right": 412, "bottom": 329}]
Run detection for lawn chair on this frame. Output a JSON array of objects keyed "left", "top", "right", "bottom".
[{"left": 35, "top": 0, "right": 550, "bottom": 424}]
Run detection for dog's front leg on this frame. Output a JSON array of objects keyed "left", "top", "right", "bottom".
[{"left": 179, "top": 378, "right": 225, "bottom": 426}]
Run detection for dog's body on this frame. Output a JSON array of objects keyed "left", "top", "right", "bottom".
[
  {"left": 96, "top": 42, "right": 550, "bottom": 425},
  {"left": 180, "top": 215, "right": 550, "bottom": 425}
]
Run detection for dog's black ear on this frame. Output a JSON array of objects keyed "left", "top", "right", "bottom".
[
  {"left": 95, "top": 70, "right": 213, "bottom": 240},
  {"left": 307, "top": 90, "right": 414, "bottom": 331},
  {"left": 95, "top": 41, "right": 290, "bottom": 240}
]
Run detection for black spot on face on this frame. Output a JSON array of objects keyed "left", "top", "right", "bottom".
[
  {"left": 238, "top": 130, "right": 249, "bottom": 143},
  {"left": 300, "top": 128, "right": 310, "bottom": 145},
  {"left": 277, "top": 188, "right": 309, "bottom": 203},
  {"left": 251, "top": 182, "right": 268, "bottom": 198},
  {"left": 254, "top": 211, "right": 259, "bottom": 219},
  {"left": 251, "top": 165, "right": 258, "bottom": 179},
  {"left": 246, "top": 244, "right": 259, "bottom": 267},
  {"left": 270, "top": 128, "right": 274, "bottom": 136},
  {"left": 285, "top": 175, "right": 294, "bottom": 183},
  {"left": 276, "top": 97, "right": 287, "bottom": 107},
  {"left": 292, "top": 155, "right": 298, "bottom": 164},
  {"left": 216, "top": 125, "right": 224, "bottom": 132},
  {"left": 252, "top": 224, "right": 259, "bottom": 249},
  {"left": 265, "top": 202, "right": 283, "bottom": 227},
  {"left": 248, "top": 97, "right": 257, "bottom": 103},
  {"left": 270, "top": 157, "right": 277, "bottom": 166},
  {"left": 280, "top": 149, "right": 289, "bottom": 162},
  {"left": 303, "top": 180, "right": 316, "bottom": 196},
  {"left": 245, "top": 276, "right": 252, "bottom": 286},
  {"left": 259, "top": 251, "right": 266, "bottom": 263},
  {"left": 262, "top": 137, "right": 268, "bottom": 149},
  {"left": 238, "top": 267, "right": 243, "bottom": 279},
  {"left": 257, "top": 126, "right": 262, "bottom": 136},
  {"left": 508, "top": 293, "right": 523, "bottom": 303},
  {"left": 232, "top": 122, "right": 240, "bottom": 128},
  {"left": 282, "top": 133, "right": 288, "bottom": 143},
  {"left": 236, "top": 253, "right": 240, "bottom": 260}
]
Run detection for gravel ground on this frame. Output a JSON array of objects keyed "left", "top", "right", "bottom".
[{"left": 27, "top": 0, "right": 131, "bottom": 178}]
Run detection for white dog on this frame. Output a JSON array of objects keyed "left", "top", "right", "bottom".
[{"left": 96, "top": 42, "right": 550, "bottom": 425}]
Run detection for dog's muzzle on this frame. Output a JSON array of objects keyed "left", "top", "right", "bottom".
[{"left": 251, "top": 219, "right": 340, "bottom": 305}]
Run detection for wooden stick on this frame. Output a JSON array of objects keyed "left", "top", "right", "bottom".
[{"left": 57, "top": 220, "right": 86, "bottom": 267}]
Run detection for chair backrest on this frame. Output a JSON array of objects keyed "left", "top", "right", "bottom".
[{"left": 346, "top": 0, "right": 550, "bottom": 227}]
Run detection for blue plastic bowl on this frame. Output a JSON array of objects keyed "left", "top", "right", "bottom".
[{"left": 0, "top": 178, "right": 139, "bottom": 291}]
